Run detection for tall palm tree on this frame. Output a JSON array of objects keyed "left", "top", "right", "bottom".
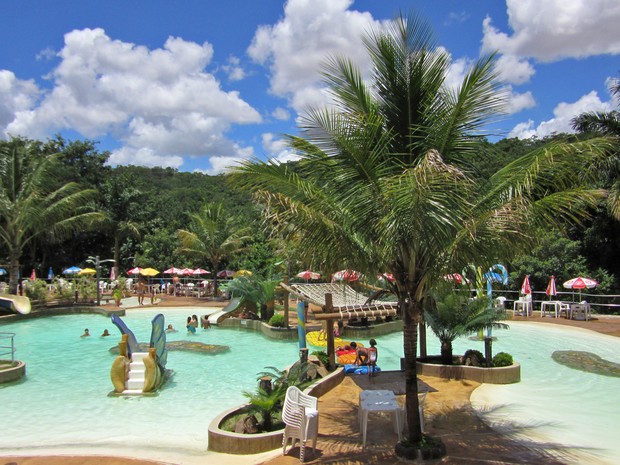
[
  {"left": 177, "top": 202, "right": 249, "bottom": 294},
  {"left": 571, "top": 74, "right": 620, "bottom": 218},
  {"left": 0, "top": 138, "right": 103, "bottom": 294},
  {"left": 230, "top": 13, "right": 612, "bottom": 447}
]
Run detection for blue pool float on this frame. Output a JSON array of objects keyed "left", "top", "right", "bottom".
[{"left": 344, "top": 364, "right": 381, "bottom": 375}]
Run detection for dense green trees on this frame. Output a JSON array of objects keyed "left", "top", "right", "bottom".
[
  {"left": 0, "top": 137, "right": 103, "bottom": 293},
  {"left": 230, "top": 13, "right": 613, "bottom": 446}
]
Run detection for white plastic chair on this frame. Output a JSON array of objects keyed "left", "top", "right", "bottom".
[
  {"left": 513, "top": 294, "right": 532, "bottom": 317},
  {"left": 282, "top": 386, "right": 319, "bottom": 462}
]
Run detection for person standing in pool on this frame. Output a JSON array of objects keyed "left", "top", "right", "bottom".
[
  {"left": 81, "top": 328, "right": 90, "bottom": 337},
  {"left": 101, "top": 329, "right": 110, "bottom": 337},
  {"left": 186, "top": 316, "right": 197, "bottom": 334}
]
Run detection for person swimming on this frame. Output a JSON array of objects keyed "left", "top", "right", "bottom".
[
  {"left": 165, "top": 324, "right": 177, "bottom": 333},
  {"left": 81, "top": 328, "right": 90, "bottom": 337},
  {"left": 186, "top": 316, "right": 196, "bottom": 334},
  {"left": 101, "top": 329, "right": 110, "bottom": 337}
]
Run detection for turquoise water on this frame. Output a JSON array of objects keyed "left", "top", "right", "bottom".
[
  {"left": 2, "top": 311, "right": 618, "bottom": 464},
  {"left": 0, "top": 308, "right": 299, "bottom": 459}
]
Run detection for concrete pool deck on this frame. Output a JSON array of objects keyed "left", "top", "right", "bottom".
[{"left": 3, "top": 296, "right": 619, "bottom": 465}]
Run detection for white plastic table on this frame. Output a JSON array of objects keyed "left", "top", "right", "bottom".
[
  {"left": 541, "top": 300, "right": 564, "bottom": 318},
  {"left": 358, "top": 390, "right": 402, "bottom": 447}
]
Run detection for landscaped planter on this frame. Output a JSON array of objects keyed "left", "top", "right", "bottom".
[
  {"left": 207, "top": 368, "right": 345, "bottom": 454},
  {"left": 415, "top": 359, "right": 520, "bottom": 384},
  {"left": 0, "top": 360, "right": 26, "bottom": 383}
]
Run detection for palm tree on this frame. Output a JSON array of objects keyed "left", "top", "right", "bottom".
[
  {"left": 230, "top": 13, "right": 612, "bottom": 448},
  {"left": 426, "top": 285, "right": 507, "bottom": 365},
  {"left": 177, "top": 202, "right": 249, "bottom": 294},
  {"left": 571, "top": 74, "right": 620, "bottom": 218},
  {"left": 98, "top": 173, "right": 142, "bottom": 278},
  {"left": 0, "top": 138, "right": 103, "bottom": 294}
]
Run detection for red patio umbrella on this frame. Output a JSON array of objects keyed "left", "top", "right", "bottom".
[
  {"left": 296, "top": 270, "right": 321, "bottom": 281},
  {"left": 127, "top": 267, "right": 142, "bottom": 275},
  {"left": 164, "top": 267, "right": 182, "bottom": 275},
  {"left": 545, "top": 275, "right": 557, "bottom": 299},
  {"left": 563, "top": 276, "right": 598, "bottom": 300},
  {"left": 180, "top": 268, "right": 194, "bottom": 276},
  {"left": 331, "top": 269, "right": 361, "bottom": 282},
  {"left": 520, "top": 275, "right": 532, "bottom": 295},
  {"left": 192, "top": 268, "right": 210, "bottom": 275},
  {"left": 217, "top": 270, "right": 234, "bottom": 278},
  {"left": 30, "top": 269, "right": 36, "bottom": 281}
]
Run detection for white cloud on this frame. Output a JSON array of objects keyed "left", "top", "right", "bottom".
[
  {"left": 504, "top": 87, "right": 536, "bottom": 114},
  {"left": 222, "top": 55, "right": 245, "bottom": 82},
  {"left": 494, "top": 54, "right": 535, "bottom": 85},
  {"left": 247, "top": 0, "right": 381, "bottom": 114},
  {"left": 0, "top": 70, "right": 40, "bottom": 132},
  {"left": 3, "top": 28, "right": 261, "bottom": 171},
  {"left": 262, "top": 132, "right": 300, "bottom": 164},
  {"left": 482, "top": 0, "right": 620, "bottom": 61},
  {"left": 271, "top": 107, "right": 290, "bottom": 121},
  {"left": 509, "top": 90, "right": 613, "bottom": 138}
]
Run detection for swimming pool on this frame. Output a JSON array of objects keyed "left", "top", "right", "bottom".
[
  {"left": 2, "top": 311, "right": 618, "bottom": 465},
  {"left": 0, "top": 308, "right": 300, "bottom": 464}
]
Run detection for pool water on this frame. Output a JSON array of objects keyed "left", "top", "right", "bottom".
[
  {"left": 2, "top": 311, "right": 618, "bottom": 464},
  {"left": 0, "top": 308, "right": 300, "bottom": 461}
]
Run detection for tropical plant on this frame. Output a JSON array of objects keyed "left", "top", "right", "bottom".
[
  {"left": 222, "top": 275, "right": 282, "bottom": 320},
  {"left": 492, "top": 352, "right": 514, "bottom": 367},
  {"left": 426, "top": 285, "right": 507, "bottom": 364},
  {"left": 0, "top": 138, "right": 103, "bottom": 294},
  {"left": 177, "top": 202, "right": 250, "bottom": 294},
  {"left": 230, "top": 13, "right": 613, "bottom": 447}
]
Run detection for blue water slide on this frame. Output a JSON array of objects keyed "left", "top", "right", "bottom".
[
  {"left": 111, "top": 314, "right": 140, "bottom": 358},
  {"left": 150, "top": 313, "right": 167, "bottom": 371}
]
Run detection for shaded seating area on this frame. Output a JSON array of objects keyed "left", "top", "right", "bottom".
[{"left": 280, "top": 282, "right": 399, "bottom": 367}]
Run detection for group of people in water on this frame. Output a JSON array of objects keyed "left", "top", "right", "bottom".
[
  {"left": 184, "top": 314, "right": 211, "bottom": 334},
  {"left": 80, "top": 328, "right": 111, "bottom": 338}
]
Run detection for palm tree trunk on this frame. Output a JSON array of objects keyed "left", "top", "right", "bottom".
[
  {"left": 402, "top": 297, "right": 422, "bottom": 443},
  {"left": 8, "top": 249, "right": 20, "bottom": 295},
  {"left": 440, "top": 341, "right": 453, "bottom": 365}
]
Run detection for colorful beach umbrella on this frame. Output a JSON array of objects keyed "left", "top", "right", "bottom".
[
  {"left": 0, "top": 268, "right": 7, "bottom": 276},
  {"left": 563, "top": 276, "right": 598, "bottom": 290},
  {"left": 297, "top": 270, "right": 321, "bottom": 281},
  {"left": 63, "top": 266, "right": 82, "bottom": 275},
  {"left": 110, "top": 267, "right": 116, "bottom": 280},
  {"left": 217, "top": 269, "right": 234, "bottom": 278},
  {"left": 233, "top": 269, "right": 253, "bottom": 278},
  {"left": 127, "top": 267, "right": 142, "bottom": 275},
  {"left": 520, "top": 275, "right": 532, "bottom": 295},
  {"left": 545, "top": 275, "right": 557, "bottom": 298},
  {"left": 180, "top": 268, "right": 194, "bottom": 276},
  {"left": 140, "top": 267, "right": 160, "bottom": 277},
  {"left": 30, "top": 269, "right": 36, "bottom": 281},
  {"left": 78, "top": 268, "right": 97, "bottom": 275}
]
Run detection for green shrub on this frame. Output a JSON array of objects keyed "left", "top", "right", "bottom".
[
  {"left": 24, "top": 279, "right": 47, "bottom": 301},
  {"left": 268, "top": 313, "right": 286, "bottom": 327},
  {"left": 463, "top": 349, "right": 486, "bottom": 367},
  {"left": 311, "top": 350, "right": 329, "bottom": 368},
  {"left": 492, "top": 352, "right": 514, "bottom": 367}
]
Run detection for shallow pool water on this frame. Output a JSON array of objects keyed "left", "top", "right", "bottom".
[
  {"left": 2, "top": 312, "right": 618, "bottom": 464},
  {"left": 0, "top": 308, "right": 300, "bottom": 461}
]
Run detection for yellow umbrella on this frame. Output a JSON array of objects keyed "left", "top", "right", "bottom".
[
  {"left": 78, "top": 268, "right": 97, "bottom": 275},
  {"left": 140, "top": 267, "right": 160, "bottom": 277},
  {"left": 233, "top": 269, "right": 253, "bottom": 278}
]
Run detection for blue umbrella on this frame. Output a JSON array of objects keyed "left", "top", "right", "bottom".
[
  {"left": 48, "top": 267, "right": 54, "bottom": 280},
  {"left": 63, "top": 266, "right": 82, "bottom": 275},
  {"left": 0, "top": 268, "right": 7, "bottom": 276}
]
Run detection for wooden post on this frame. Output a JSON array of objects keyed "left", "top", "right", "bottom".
[{"left": 324, "top": 293, "right": 336, "bottom": 369}]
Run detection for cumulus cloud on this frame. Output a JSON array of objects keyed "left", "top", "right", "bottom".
[
  {"left": 508, "top": 90, "right": 614, "bottom": 138},
  {"left": 271, "top": 107, "right": 290, "bottom": 121},
  {"left": 262, "top": 132, "right": 300, "bottom": 164},
  {"left": 0, "top": 70, "right": 40, "bottom": 131},
  {"left": 247, "top": 0, "right": 381, "bottom": 114},
  {"left": 494, "top": 54, "right": 535, "bottom": 85},
  {"left": 504, "top": 86, "right": 536, "bottom": 114},
  {"left": 4, "top": 28, "right": 261, "bottom": 173},
  {"left": 222, "top": 56, "right": 245, "bottom": 82},
  {"left": 482, "top": 0, "right": 620, "bottom": 61}
]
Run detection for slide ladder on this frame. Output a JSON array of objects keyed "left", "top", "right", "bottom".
[{"left": 123, "top": 352, "right": 149, "bottom": 395}]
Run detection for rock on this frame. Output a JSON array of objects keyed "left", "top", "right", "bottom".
[
  {"left": 234, "top": 415, "right": 259, "bottom": 434},
  {"left": 552, "top": 350, "right": 620, "bottom": 377}
]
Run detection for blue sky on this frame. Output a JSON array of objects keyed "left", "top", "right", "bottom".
[{"left": 1, "top": 0, "right": 619, "bottom": 174}]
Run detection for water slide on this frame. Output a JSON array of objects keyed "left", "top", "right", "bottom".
[
  {"left": 208, "top": 297, "right": 242, "bottom": 325},
  {"left": 0, "top": 295, "right": 32, "bottom": 315}
]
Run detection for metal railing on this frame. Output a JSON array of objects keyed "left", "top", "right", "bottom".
[
  {"left": 0, "top": 332, "right": 16, "bottom": 363},
  {"left": 493, "top": 290, "right": 620, "bottom": 315}
]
